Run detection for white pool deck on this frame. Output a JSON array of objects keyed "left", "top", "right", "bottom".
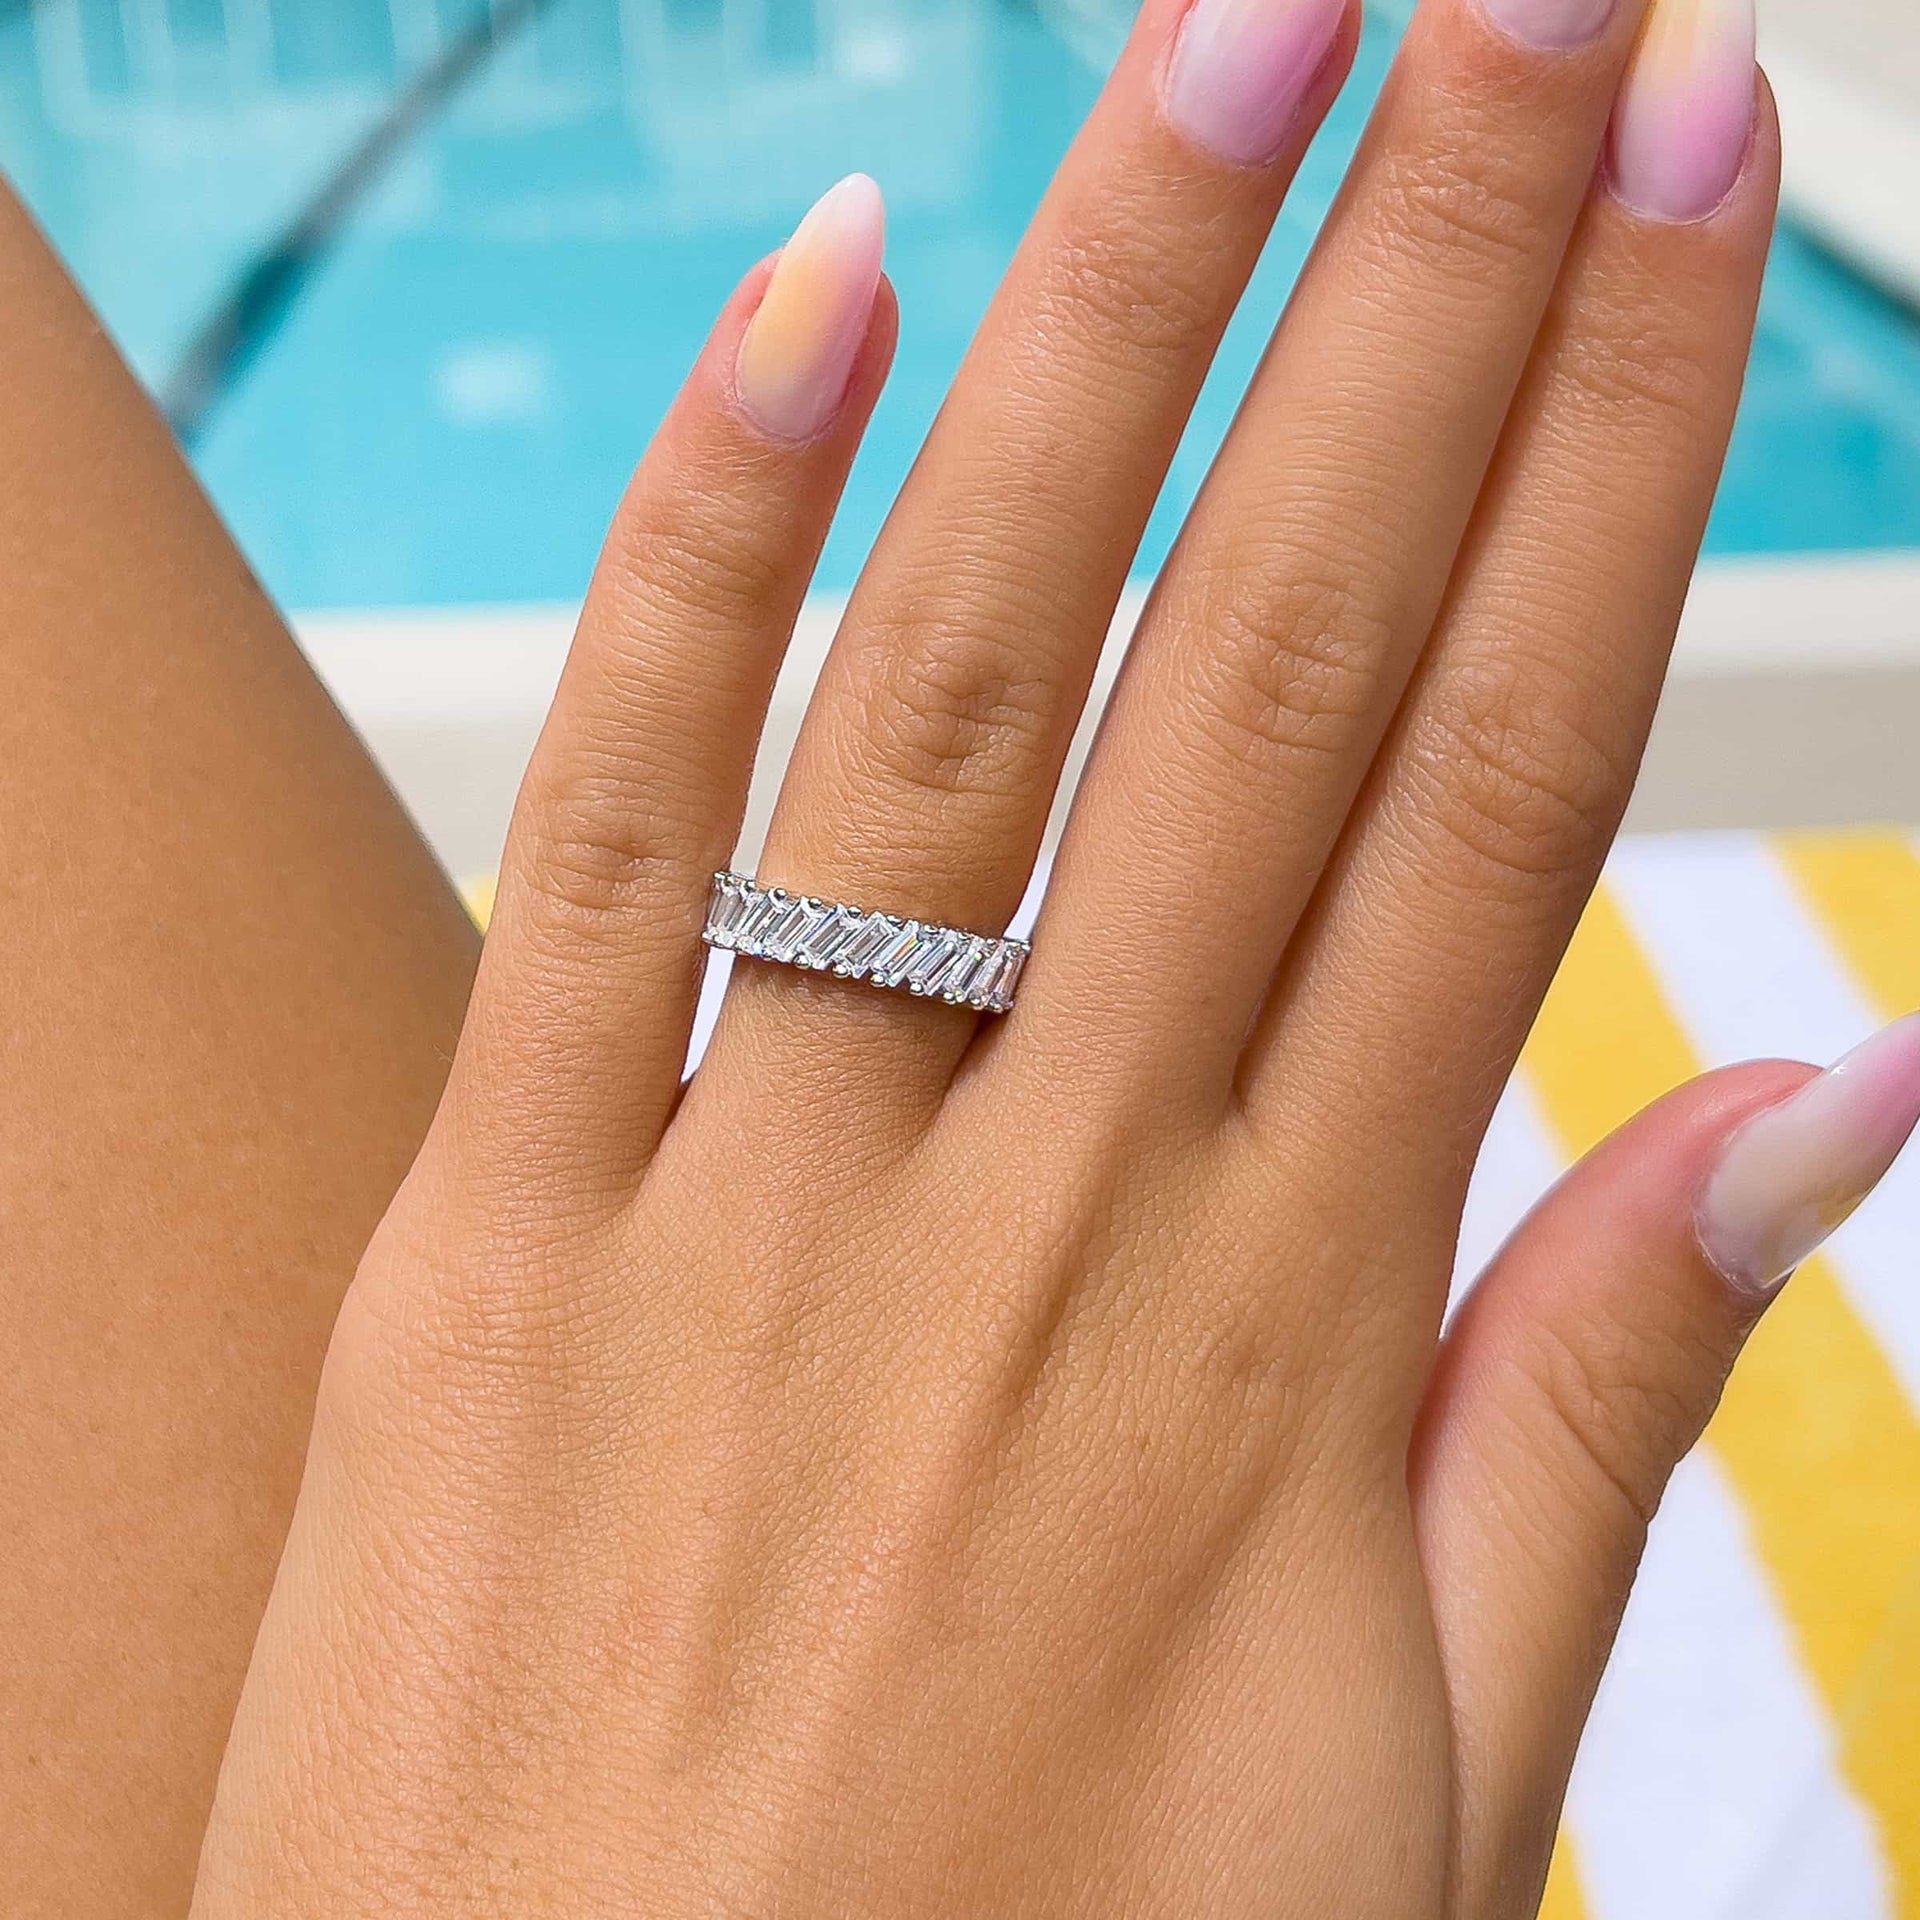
[
  {"left": 1767, "top": 0, "right": 1920, "bottom": 308},
  {"left": 297, "top": 552, "right": 1920, "bottom": 881}
]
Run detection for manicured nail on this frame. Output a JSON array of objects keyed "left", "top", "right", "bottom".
[
  {"left": 1476, "top": 0, "right": 1613, "bottom": 53},
  {"left": 1608, "top": 0, "right": 1757, "bottom": 223},
  {"left": 1162, "top": 0, "right": 1347, "bottom": 169},
  {"left": 734, "top": 174, "right": 885, "bottom": 442},
  {"left": 1698, "top": 1015, "right": 1920, "bottom": 1294}
]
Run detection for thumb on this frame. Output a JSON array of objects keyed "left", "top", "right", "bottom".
[{"left": 1412, "top": 1015, "right": 1920, "bottom": 1920}]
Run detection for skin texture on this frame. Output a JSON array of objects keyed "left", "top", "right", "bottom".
[
  {"left": 170, "top": 0, "right": 1824, "bottom": 1913},
  {"left": 0, "top": 188, "right": 479, "bottom": 1915}
]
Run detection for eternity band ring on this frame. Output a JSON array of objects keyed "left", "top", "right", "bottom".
[{"left": 702, "top": 871, "right": 1029, "bottom": 1015}]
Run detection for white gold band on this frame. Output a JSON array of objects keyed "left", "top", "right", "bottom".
[{"left": 701, "top": 872, "right": 1028, "bottom": 1014}]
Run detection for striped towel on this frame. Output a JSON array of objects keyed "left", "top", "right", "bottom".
[
  {"left": 465, "top": 828, "right": 1920, "bottom": 1918},
  {"left": 1499, "top": 831, "right": 1920, "bottom": 1920}
]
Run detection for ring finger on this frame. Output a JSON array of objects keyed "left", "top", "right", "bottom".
[{"left": 699, "top": 0, "right": 1360, "bottom": 1108}]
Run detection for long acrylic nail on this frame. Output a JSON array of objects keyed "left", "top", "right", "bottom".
[
  {"left": 734, "top": 174, "right": 885, "bottom": 442},
  {"left": 1698, "top": 1015, "right": 1920, "bottom": 1295},
  {"left": 1162, "top": 0, "right": 1347, "bottom": 169},
  {"left": 1476, "top": 0, "right": 1613, "bottom": 54},
  {"left": 1608, "top": 0, "right": 1757, "bottom": 223}
]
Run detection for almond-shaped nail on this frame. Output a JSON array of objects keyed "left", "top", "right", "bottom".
[
  {"left": 1608, "top": 0, "right": 1756, "bottom": 223},
  {"left": 1476, "top": 0, "right": 1613, "bottom": 53},
  {"left": 1162, "top": 0, "right": 1347, "bottom": 169},
  {"left": 1698, "top": 1015, "right": 1920, "bottom": 1295},
  {"left": 735, "top": 174, "right": 885, "bottom": 442}
]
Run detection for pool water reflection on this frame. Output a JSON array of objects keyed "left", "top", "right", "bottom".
[{"left": 4, "top": 0, "right": 1920, "bottom": 609}]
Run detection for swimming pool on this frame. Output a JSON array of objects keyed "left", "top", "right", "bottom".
[{"left": 7, "top": 0, "right": 1920, "bottom": 613}]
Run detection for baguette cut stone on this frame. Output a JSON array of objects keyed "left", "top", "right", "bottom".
[
  {"left": 869, "top": 921, "right": 925, "bottom": 986},
  {"left": 705, "top": 874, "right": 746, "bottom": 944},
  {"left": 941, "top": 938, "right": 990, "bottom": 1004},
  {"left": 700, "top": 874, "right": 1024, "bottom": 1014},
  {"left": 732, "top": 887, "right": 781, "bottom": 953},
  {"left": 973, "top": 946, "right": 1011, "bottom": 1009},
  {"left": 782, "top": 902, "right": 833, "bottom": 966},
  {"left": 763, "top": 896, "right": 818, "bottom": 963},
  {"left": 798, "top": 904, "right": 861, "bottom": 970},
  {"left": 907, "top": 930, "right": 963, "bottom": 995},
  {"left": 834, "top": 913, "right": 896, "bottom": 978},
  {"left": 978, "top": 943, "right": 1025, "bottom": 1011},
  {"left": 992, "top": 945, "right": 1030, "bottom": 1009}
]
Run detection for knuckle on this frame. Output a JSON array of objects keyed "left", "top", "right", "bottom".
[
  {"left": 602, "top": 487, "right": 787, "bottom": 633},
  {"left": 520, "top": 756, "right": 708, "bottom": 939},
  {"left": 846, "top": 614, "right": 1059, "bottom": 804},
  {"left": 1037, "top": 207, "right": 1223, "bottom": 366},
  {"left": 1525, "top": 1314, "right": 1722, "bottom": 1532},
  {"left": 1368, "top": 141, "right": 1547, "bottom": 288},
  {"left": 1552, "top": 315, "right": 1720, "bottom": 431},
  {"left": 1189, "top": 567, "right": 1390, "bottom": 772},
  {"left": 1413, "top": 649, "right": 1628, "bottom": 887}
]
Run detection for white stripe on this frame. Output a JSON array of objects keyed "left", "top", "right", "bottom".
[
  {"left": 1605, "top": 834, "right": 1869, "bottom": 1065},
  {"left": 1482, "top": 1075, "right": 1889, "bottom": 1920},
  {"left": 688, "top": 949, "right": 730, "bottom": 1071},
  {"left": 1607, "top": 834, "right": 1920, "bottom": 1409},
  {"left": 1451, "top": 1074, "right": 1560, "bottom": 1316},
  {"left": 1570, "top": 1451, "right": 1888, "bottom": 1920},
  {"left": 1487, "top": 1038, "right": 1886, "bottom": 1919}
]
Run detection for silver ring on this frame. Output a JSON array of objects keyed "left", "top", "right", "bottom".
[{"left": 702, "top": 872, "right": 1028, "bottom": 1014}]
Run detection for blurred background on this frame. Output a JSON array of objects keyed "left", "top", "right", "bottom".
[{"left": 1, "top": 0, "right": 1917, "bottom": 870}]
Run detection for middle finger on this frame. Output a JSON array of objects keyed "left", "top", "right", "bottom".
[{"left": 700, "top": 0, "right": 1359, "bottom": 1106}]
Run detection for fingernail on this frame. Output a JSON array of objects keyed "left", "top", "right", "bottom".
[
  {"left": 1476, "top": 0, "right": 1613, "bottom": 53},
  {"left": 1608, "top": 0, "right": 1757, "bottom": 223},
  {"left": 734, "top": 174, "right": 885, "bottom": 442},
  {"left": 1698, "top": 1015, "right": 1920, "bottom": 1295},
  {"left": 1162, "top": 0, "right": 1347, "bottom": 169}
]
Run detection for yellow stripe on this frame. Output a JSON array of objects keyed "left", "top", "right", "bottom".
[
  {"left": 1850, "top": 1568, "right": 1920, "bottom": 1913},
  {"left": 1776, "top": 830, "right": 1920, "bottom": 1027},
  {"left": 460, "top": 872, "right": 498, "bottom": 931},
  {"left": 1523, "top": 883, "right": 1920, "bottom": 1907},
  {"left": 1535, "top": 1832, "right": 1591, "bottom": 1920},
  {"left": 1774, "top": 830, "right": 1920, "bottom": 1905}
]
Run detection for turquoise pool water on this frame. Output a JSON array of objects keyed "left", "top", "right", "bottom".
[{"left": 6, "top": 0, "right": 1920, "bottom": 611}]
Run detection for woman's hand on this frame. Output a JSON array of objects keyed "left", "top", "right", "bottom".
[{"left": 188, "top": 0, "right": 1890, "bottom": 1914}]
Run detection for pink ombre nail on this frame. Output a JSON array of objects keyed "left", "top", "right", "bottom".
[
  {"left": 734, "top": 174, "right": 885, "bottom": 442},
  {"left": 1162, "top": 0, "right": 1347, "bottom": 169},
  {"left": 1608, "top": 0, "right": 1757, "bottom": 223},
  {"left": 1698, "top": 1015, "right": 1920, "bottom": 1294}
]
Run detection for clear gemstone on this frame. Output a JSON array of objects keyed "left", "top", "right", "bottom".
[
  {"left": 763, "top": 895, "right": 818, "bottom": 963},
  {"left": 989, "top": 943, "right": 1029, "bottom": 1009},
  {"left": 732, "top": 886, "right": 781, "bottom": 955},
  {"left": 941, "top": 938, "right": 990, "bottom": 1004},
  {"left": 705, "top": 874, "right": 749, "bottom": 945},
  {"left": 785, "top": 901, "right": 841, "bottom": 967},
  {"left": 869, "top": 921, "right": 925, "bottom": 986},
  {"left": 707, "top": 886, "right": 1022, "bottom": 1010},
  {"left": 798, "top": 904, "right": 861, "bottom": 970},
  {"left": 835, "top": 913, "right": 898, "bottom": 978},
  {"left": 906, "top": 928, "right": 963, "bottom": 995},
  {"left": 971, "top": 944, "right": 1010, "bottom": 1008},
  {"left": 978, "top": 942, "right": 1025, "bottom": 1010}
]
